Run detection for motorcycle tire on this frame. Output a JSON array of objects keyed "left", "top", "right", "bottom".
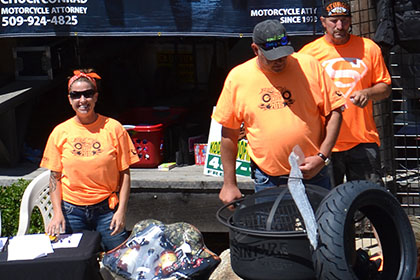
[{"left": 312, "top": 180, "right": 417, "bottom": 280}]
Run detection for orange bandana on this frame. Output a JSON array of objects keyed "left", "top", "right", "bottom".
[{"left": 68, "top": 70, "right": 101, "bottom": 91}]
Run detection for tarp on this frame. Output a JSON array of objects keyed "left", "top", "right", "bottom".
[{"left": 0, "top": 0, "right": 323, "bottom": 38}]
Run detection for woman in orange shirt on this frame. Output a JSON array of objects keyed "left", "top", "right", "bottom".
[{"left": 40, "top": 68, "right": 139, "bottom": 251}]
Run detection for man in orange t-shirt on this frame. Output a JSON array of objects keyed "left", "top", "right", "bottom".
[
  {"left": 213, "top": 19, "right": 346, "bottom": 206},
  {"left": 299, "top": 0, "right": 391, "bottom": 187}
]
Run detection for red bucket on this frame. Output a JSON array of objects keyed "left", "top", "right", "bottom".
[{"left": 125, "top": 124, "right": 164, "bottom": 168}]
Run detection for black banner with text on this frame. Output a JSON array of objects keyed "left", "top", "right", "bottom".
[{"left": 0, "top": 0, "right": 323, "bottom": 38}]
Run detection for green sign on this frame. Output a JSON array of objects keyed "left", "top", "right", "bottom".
[{"left": 204, "top": 140, "right": 251, "bottom": 178}]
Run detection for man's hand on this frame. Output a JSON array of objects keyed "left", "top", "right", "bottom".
[
  {"left": 350, "top": 83, "right": 391, "bottom": 108},
  {"left": 220, "top": 126, "right": 241, "bottom": 210},
  {"left": 299, "top": 155, "right": 325, "bottom": 179},
  {"left": 350, "top": 89, "right": 369, "bottom": 108},
  {"left": 219, "top": 183, "right": 243, "bottom": 210}
]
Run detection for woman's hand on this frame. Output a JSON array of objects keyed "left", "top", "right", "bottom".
[
  {"left": 47, "top": 170, "right": 65, "bottom": 236},
  {"left": 109, "top": 209, "right": 126, "bottom": 236},
  {"left": 46, "top": 212, "right": 65, "bottom": 236}
]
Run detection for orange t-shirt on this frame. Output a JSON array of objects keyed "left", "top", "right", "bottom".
[
  {"left": 299, "top": 35, "right": 391, "bottom": 152},
  {"left": 212, "top": 54, "right": 346, "bottom": 176},
  {"left": 40, "top": 114, "right": 140, "bottom": 206}
]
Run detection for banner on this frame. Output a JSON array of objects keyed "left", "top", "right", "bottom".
[
  {"left": 0, "top": 0, "right": 323, "bottom": 38},
  {"left": 204, "top": 116, "right": 251, "bottom": 178}
]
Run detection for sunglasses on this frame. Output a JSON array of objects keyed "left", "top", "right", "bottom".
[
  {"left": 260, "top": 36, "right": 289, "bottom": 50},
  {"left": 69, "top": 89, "right": 96, "bottom": 99}
]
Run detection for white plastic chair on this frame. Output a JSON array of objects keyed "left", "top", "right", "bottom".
[{"left": 17, "top": 170, "right": 52, "bottom": 236}]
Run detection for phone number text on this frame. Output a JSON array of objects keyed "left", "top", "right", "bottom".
[{"left": 2, "top": 15, "right": 78, "bottom": 26}]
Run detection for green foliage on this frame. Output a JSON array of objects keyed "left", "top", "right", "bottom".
[{"left": 0, "top": 179, "right": 44, "bottom": 237}]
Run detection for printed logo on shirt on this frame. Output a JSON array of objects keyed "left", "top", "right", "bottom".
[
  {"left": 71, "top": 137, "right": 103, "bottom": 157},
  {"left": 321, "top": 57, "right": 368, "bottom": 98},
  {"left": 258, "top": 86, "right": 294, "bottom": 110}
]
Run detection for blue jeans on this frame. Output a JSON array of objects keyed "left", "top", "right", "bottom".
[
  {"left": 252, "top": 165, "right": 331, "bottom": 192},
  {"left": 63, "top": 200, "right": 129, "bottom": 252}
]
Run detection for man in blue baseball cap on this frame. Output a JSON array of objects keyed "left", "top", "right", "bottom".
[{"left": 212, "top": 19, "right": 346, "bottom": 206}]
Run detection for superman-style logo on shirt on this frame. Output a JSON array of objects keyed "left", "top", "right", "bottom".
[{"left": 321, "top": 57, "right": 367, "bottom": 98}]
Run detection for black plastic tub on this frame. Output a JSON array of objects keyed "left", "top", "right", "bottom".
[{"left": 216, "top": 184, "right": 328, "bottom": 280}]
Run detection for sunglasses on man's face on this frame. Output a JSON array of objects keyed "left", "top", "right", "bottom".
[
  {"left": 260, "top": 36, "right": 289, "bottom": 50},
  {"left": 69, "top": 89, "right": 96, "bottom": 99}
]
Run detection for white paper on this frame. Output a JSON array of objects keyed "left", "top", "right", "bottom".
[
  {"left": 287, "top": 145, "right": 318, "bottom": 249},
  {"left": 7, "top": 234, "right": 54, "bottom": 261},
  {"left": 52, "top": 233, "right": 83, "bottom": 249}
]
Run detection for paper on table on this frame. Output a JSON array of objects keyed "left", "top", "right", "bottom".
[
  {"left": 7, "top": 234, "right": 54, "bottom": 261},
  {"left": 52, "top": 233, "right": 83, "bottom": 249}
]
